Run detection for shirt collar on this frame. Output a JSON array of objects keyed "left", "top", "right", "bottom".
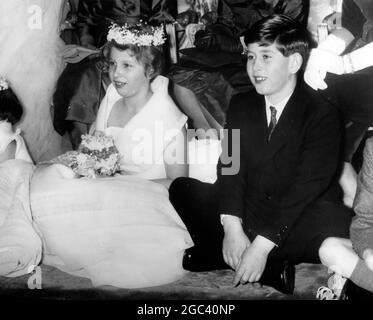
[
  {"left": 264, "top": 89, "right": 295, "bottom": 123},
  {"left": 264, "top": 91, "right": 293, "bottom": 112}
]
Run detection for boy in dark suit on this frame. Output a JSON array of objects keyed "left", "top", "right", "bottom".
[{"left": 169, "top": 14, "right": 352, "bottom": 294}]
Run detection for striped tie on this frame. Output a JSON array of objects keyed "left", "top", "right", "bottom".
[{"left": 268, "top": 106, "right": 277, "bottom": 141}]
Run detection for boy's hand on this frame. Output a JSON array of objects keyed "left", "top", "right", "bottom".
[
  {"left": 233, "top": 245, "right": 268, "bottom": 285},
  {"left": 233, "top": 236, "right": 275, "bottom": 285},
  {"left": 222, "top": 218, "right": 250, "bottom": 270}
]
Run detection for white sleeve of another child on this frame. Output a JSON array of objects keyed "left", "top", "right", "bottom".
[{"left": 14, "top": 134, "right": 33, "bottom": 163}]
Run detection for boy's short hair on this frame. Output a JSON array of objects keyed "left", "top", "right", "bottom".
[{"left": 243, "top": 14, "right": 315, "bottom": 68}]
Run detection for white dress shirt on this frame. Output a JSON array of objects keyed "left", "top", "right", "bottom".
[{"left": 264, "top": 93, "right": 293, "bottom": 126}]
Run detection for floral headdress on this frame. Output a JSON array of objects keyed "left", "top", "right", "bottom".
[
  {"left": 0, "top": 77, "right": 9, "bottom": 91},
  {"left": 107, "top": 22, "right": 166, "bottom": 47}
]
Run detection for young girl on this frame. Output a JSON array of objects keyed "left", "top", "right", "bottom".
[
  {"left": 0, "top": 77, "right": 32, "bottom": 164},
  {"left": 30, "top": 23, "right": 193, "bottom": 289}
]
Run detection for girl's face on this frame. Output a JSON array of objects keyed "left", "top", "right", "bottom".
[{"left": 108, "top": 47, "right": 151, "bottom": 98}]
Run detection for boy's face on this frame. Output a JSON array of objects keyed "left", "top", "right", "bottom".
[{"left": 246, "top": 42, "right": 296, "bottom": 103}]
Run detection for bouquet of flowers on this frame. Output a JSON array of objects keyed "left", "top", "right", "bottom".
[{"left": 51, "top": 131, "right": 121, "bottom": 178}]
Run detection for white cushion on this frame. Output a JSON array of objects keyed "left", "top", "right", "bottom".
[{"left": 188, "top": 138, "right": 221, "bottom": 183}]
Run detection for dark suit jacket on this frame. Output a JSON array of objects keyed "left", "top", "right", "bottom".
[{"left": 215, "top": 80, "right": 342, "bottom": 246}]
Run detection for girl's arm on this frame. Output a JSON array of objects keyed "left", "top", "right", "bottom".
[
  {"left": 171, "top": 83, "right": 213, "bottom": 132},
  {"left": 153, "top": 126, "right": 189, "bottom": 189}
]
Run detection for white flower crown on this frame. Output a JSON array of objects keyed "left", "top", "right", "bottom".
[
  {"left": 0, "top": 77, "right": 9, "bottom": 91},
  {"left": 107, "top": 22, "right": 166, "bottom": 47}
]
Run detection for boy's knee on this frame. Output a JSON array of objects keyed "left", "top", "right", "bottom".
[
  {"left": 169, "top": 177, "right": 199, "bottom": 211},
  {"left": 169, "top": 177, "right": 191, "bottom": 198}
]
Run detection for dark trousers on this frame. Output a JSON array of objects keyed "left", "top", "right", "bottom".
[{"left": 169, "top": 177, "right": 353, "bottom": 267}]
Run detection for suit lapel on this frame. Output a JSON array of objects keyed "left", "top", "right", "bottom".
[
  {"left": 252, "top": 96, "right": 268, "bottom": 143},
  {"left": 247, "top": 94, "right": 268, "bottom": 161},
  {"left": 265, "top": 82, "right": 306, "bottom": 159}
]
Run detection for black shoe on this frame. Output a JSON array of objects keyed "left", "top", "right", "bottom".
[
  {"left": 259, "top": 260, "right": 295, "bottom": 295},
  {"left": 342, "top": 279, "right": 373, "bottom": 300},
  {"left": 182, "top": 247, "right": 227, "bottom": 272}
]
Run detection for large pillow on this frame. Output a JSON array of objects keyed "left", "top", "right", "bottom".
[
  {"left": 180, "top": 47, "right": 243, "bottom": 68},
  {"left": 188, "top": 138, "right": 221, "bottom": 183}
]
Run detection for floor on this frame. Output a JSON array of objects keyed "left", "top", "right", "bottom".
[{"left": 0, "top": 263, "right": 328, "bottom": 300}]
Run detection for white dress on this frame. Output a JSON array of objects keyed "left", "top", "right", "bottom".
[
  {"left": 0, "top": 122, "right": 41, "bottom": 278},
  {"left": 94, "top": 80, "right": 188, "bottom": 179},
  {"left": 30, "top": 80, "right": 194, "bottom": 289}
]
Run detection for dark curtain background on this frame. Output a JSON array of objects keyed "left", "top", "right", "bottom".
[{"left": 76, "top": 0, "right": 178, "bottom": 47}]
